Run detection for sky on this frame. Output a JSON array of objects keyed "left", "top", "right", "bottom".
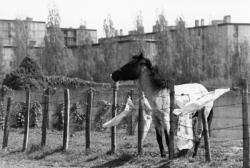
[{"left": 0, "top": 0, "right": 250, "bottom": 38}]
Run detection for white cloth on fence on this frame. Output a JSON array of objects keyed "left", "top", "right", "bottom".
[
  {"left": 130, "top": 111, "right": 152, "bottom": 142},
  {"left": 176, "top": 113, "right": 193, "bottom": 150},
  {"left": 174, "top": 88, "right": 230, "bottom": 116},
  {"left": 142, "top": 113, "right": 152, "bottom": 141},
  {"left": 174, "top": 88, "right": 230, "bottom": 151},
  {"left": 141, "top": 93, "right": 153, "bottom": 141},
  {"left": 103, "top": 93, "right": 152, "bottom": 142},
  {"left": 133, "top": 93, "right": 153, "bottom": 141},
  {"left": 174, "top": 84, "right": 210, "bottom": 109},
  {"left": 103, "top": 96, "right": 134, "bottom": 128}
]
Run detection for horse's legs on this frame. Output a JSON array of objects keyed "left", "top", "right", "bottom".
[
  {"left": 164, "top": 129, "right": 169, "bottom": 148},
  {"left": 155, "top": 127, "right": 166, "bottom": 157},
  {"left": 192, "top": 138, "right": 201, "bottom": 157},
  {"left": 207, "top": 108, "right": 214, "bottom": 136},
  {"left": 192, "top": 108, "right": 204, "bottom": 157},
  {"left": 193, "top": 107, "right": 214, "bottom": 157}
]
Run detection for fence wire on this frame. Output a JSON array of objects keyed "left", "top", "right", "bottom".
[{"left": 0, "top": 85, "right": 250, "bottom": 163}]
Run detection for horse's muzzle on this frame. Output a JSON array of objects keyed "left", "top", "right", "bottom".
[{"left": 111, "top": 70, "right": 120, "bottom": 82}]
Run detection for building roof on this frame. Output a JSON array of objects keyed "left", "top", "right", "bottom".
[
  {"left": 61, "top": 27, "right": 97, "bottom": 31},
  {"left": 188, "top": 22, "right": 250, "bottom": 30},
  {"left": 0, "top": 19, "right": 45, "bottom": 24},
  {"left": 218, "top": 23, "right": 250, "bottom": 26}
]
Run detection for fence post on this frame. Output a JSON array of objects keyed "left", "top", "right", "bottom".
[
  {"left": 111, "top": 82, "right": 118, "bottom": 154},
  {"left": 86, "top": 88, "right": 93, "bottom": 154},
  {"left": 241, "top": 78, "right": 249, "bottom": 168},
  {"left": 0, "top": 88, "right": 4, "bottom": 130},
  {"left": 138, "top": 94, "right": 143, "bottom": 155},
  {"left": 22, "top": 88, "right": 30, "bottom": 151},
  {"left": 41, "top": 88, "right": 49, "bottom": 146},
  {"left": 2, "top": 97, "right": 12, "bottom": 149},
  {"left": 169, "top": 79, "right": 175, "bottom": 160},
  {"left": 128, "top": 89, "right": 134, "bottom": 136},
  {"left": 201, "top": 107, "right": 211, "bottom": 162},
  {"left": 63, "top": 89, "right": 70, "bottom": 151}
]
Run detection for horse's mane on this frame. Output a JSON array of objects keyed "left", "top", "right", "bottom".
[{"left": 144, "top": 59, "right": 170, "bottom": 90}]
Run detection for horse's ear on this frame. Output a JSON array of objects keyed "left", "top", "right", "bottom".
[
  {"left": 145, "top": 59, "right": 153, "bottom": 70},
  {"left": 139, "top": 52, "right": 144, "bottom": 59}
]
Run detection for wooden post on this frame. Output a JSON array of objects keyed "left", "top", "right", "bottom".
[
  {"left": 169, "top": 80, "right": 175, "bottom": 160},
  {"left": 41, "top": 88, "right": 49, "bottom": 146},
  {"left": 128, "top": 89, "right": 134, "bottom": 136},
  {"left": 111, "top": 82, "right": 118, "bottom": 154},
  {"left": 23, "top": 88, "right": 30, "bottom": 151},
  {"left": 241, "top": 78, "right": 249, "bottom": 168},
  {"left": 138, "top": 95, "right": 143, "bottom": 155},
  {"left": 2, "top": 97, "right": 12, "bottom": 149},
  {"left": 0, "top": 88, "right": 4, "bottom": 130},
  {"left": 86, "top": 88, "right": 93, "bottom": 153},
  {"left": 201, "top": 107, "right": 211, "bottom": 162},
  {"left": 63, "top": 89, "right": 70, "bottom": 151}
]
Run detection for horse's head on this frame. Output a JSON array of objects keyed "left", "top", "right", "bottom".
[{"left": 111, "top": 52, "right": 153, "bottom": 82}]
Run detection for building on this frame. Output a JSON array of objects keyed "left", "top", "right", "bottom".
[
  {"left": 188, "top": 15, "right": 250, "bottom": 73},
  {"left": 0, "top": 18, "right": 97, "bottom": 73},
  {"left": 0, "top": 18, "right": 46, "bottom": 72},
  {"left": 61, "top": 25, "right": 97, "bottom": 47},
  {"left": 0, "top": 18, "right": 46, "bottom": 48},
  {"left": 151, "top": 15, "right": 250, "bottom": 47},
  {"left": 153, "top": 15, "right": 250, "bottom": 70}
]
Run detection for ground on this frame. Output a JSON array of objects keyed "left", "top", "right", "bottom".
[{"left": 0, "top": 128, "right": 243, "bottom": 168}]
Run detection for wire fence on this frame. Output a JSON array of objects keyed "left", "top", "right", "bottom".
[
  {"left": 0, "top": 82, "right": 249, "bottom": 165},
  {"left": 0, "top": 88, "right": 246, "bottom": 135}
]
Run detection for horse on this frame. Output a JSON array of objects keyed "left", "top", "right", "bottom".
[{"left": 111, "top": 52, "right": 214, "bottom": 157}]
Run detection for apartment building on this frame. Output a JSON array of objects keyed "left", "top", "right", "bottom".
[
  {"left": 0, "top": 18, "right": 46, "bottom": 71},
  {"left": 61, "top": 25, "right": 97, "bottom": 47},
  {"left": 0, "top": 18, "right": 98, "bottom": 72}
]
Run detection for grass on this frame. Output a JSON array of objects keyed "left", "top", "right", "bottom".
[{"left": 0, "top": 128, "right": 244, "bottom": 168}]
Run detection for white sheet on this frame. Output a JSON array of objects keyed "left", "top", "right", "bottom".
[{"left": 174, "top": 88, "right": 230, "bottom": 150}]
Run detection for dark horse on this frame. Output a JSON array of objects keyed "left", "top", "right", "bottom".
[{"left": 111, "top": 53, "right": 213, "bottom": 157}]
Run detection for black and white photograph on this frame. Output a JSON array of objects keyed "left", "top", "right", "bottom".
[{"left": 0, "top": 0, "right": 249, "bottom": 167}]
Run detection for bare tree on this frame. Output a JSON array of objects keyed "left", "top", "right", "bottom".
[
  {"left": 170, "top": 18, "right": 203, "bottom": 83},
  {"left": 103, "top": 14, "right": 116, "bottom": 38},
  {"left": 154, "top": 12, "right": 168, "bottom": 32},
  {"left": 70, "top": 43, "right": 96, "bottom": 80},
  {"left": 12, "top": 18, "right": 31, "bottom": 68},
  {"left": 101, "top": 15, "right": 120, "bottom": 82},
  {"left": 154, "top": 12, "right": 174, "bottom": 79},
  {"left": 42, "top": 5, "right": 76, "bottom": 76},
  {"left": 135, "top": 11, "right": 144, "bottom": 34},
  {"left": 133, "top": 12, "right": 146, "bottom": 54},
  {"left": 238, "top": 41, "right": 250, "bottom": 78},
  {"left": 0, "top": 42, "right": 4, "bottom": 81},
  {"left": 203, "top": 25, "right": 224, "bottom": 79}
]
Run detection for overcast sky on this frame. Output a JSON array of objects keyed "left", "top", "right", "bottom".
[{"left": 0, "top": 0, "right": 249, "bottom": 38}]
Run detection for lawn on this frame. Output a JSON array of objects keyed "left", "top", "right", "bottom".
[{"left": 0, "top": 128, "right": 243, "bottom": 168}]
